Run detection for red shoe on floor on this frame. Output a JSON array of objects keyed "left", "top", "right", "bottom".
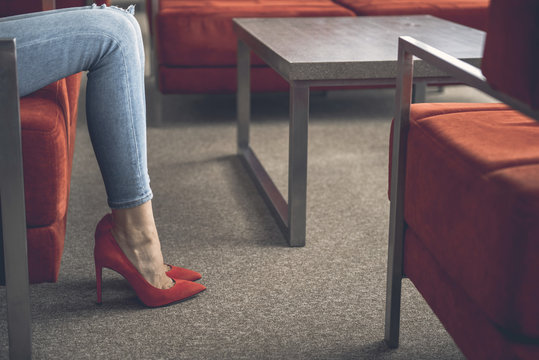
[
  {"left": 99, "top": 214, "right": 202, "bottom": 281},
  {"left": 165, "top": 264, "right": 202, "bottom": 282},
  {"left": 94, "top": 215, "right": 205, "bottom": 307}
]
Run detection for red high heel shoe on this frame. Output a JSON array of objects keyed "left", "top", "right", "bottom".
[
  {"left": 95, "top": 215, "right": 205, "bottom": 307},
  {"left": 99, "top": 214, "right": 202, "bottom": 281}
]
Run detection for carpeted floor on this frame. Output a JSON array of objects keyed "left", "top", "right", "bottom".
[
  {"left": 0, "top": 2, "right": 498, "bottom": 358},
  {"left": 0, "top": 84, "right": 495, "bottom": 359}
]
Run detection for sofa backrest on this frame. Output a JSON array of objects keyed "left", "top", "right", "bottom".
[
  {"left": 0, "top": 0, "right": 109, "bottom": 17},
  {"left": 56, "top": 0, "right": 109, "bottom": 9},
  {"left": 0, "top": 0, "right": 44, "bottom": 17},
  {"left": 482, "top": 0, "right": 539, "bottom": 110}
]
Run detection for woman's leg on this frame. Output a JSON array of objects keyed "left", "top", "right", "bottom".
[{"left": 0, "top": 6, "right": 172, "bottom": 289}]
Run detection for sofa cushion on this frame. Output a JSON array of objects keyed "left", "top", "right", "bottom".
[
  {"left": 332, "top": 0, "right": 490, "bottom": 30},
  {"left": 155, "top": 0, "right": 355, "bottom": 67},
  {"left": 20, "top": 79, "right": 73, "bottom": 228},
  {"left": 404, "top": 228, "right": 539, "bottom": 359},
  {"left": 482, "top": 0, "right": 539, "bottom": 110},
  {"left": 398, "top": 102, "right": 539, "bottom": 339},
  {"left": 27, "top": 217, "right": 67, "bottom": 283}
]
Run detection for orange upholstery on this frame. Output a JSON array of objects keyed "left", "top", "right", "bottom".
[
  {"left": 19, "top": 75, "right": 81, "bottom": 283},
  {"left": 482, "top": 0, "right": 539, "bottom": 109},
  {"left": 404, "top": 229, "right": 539, "bottom": 360},
  {"left": 387, "top": 0, "right": 539, "bottom": 357},
  {"left": 332, "top": 0, "right": 490, "bottom": 30},
  {"left": 151, "top": 0, "right": 355, "bottom": 93},
  {"left": 388, "top": 103, "right": 539, "bottom": 358},
  {"left": 149, "top": 0, "right": 491, "bottom": 94},
  {"left": 21, "top": 80, "right": 74, "bottom": 228},
  {"left": 404, "top": 103, "right": 539, "bottom": 337},
  {"left": 155, "top": 0, "right": 355, "bottom": 67}
]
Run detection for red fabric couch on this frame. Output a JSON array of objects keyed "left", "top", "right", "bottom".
[
  {"left": 0, "top": 0, "right": 107, "bottom": 283},
  {"left": 20, "top": 74, "right": 81, "bottom": 284},
  {"left": 333, "top": 0, "right": 489, "bottom": 31},
  {"left": 387, "top": 0, "right": 539, "bottom": 358},
  {"left": 148, "top": 0, "right": 490, "bottom": 94}
]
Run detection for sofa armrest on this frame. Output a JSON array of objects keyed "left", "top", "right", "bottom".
[
  {"left": 0, "top": 38, "right": 32, "bottom": 360},
  {"left": 385, "top": 33, "right": 539, "bottom": 349},
  {"left": 395, "top": 36, "right": 539, "bottom": 124}
]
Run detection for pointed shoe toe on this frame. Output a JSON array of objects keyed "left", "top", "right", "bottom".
[
  {"left": 166, "top": 265, "right": 202, "bottom": 282},
  {"left": 136, "top": 279, "right": 206, "bottom": 308}
]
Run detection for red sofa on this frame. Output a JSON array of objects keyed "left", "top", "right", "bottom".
[
  {"left": 385, "top": 0, "right": 539, "bottom": 358},
  {"left": 148, "top": 0, "right": 490, "bottom": 95},
  {"left": 18, "top": 74, "right": 81, "bottom": 284},
  {"left": 333, "top": 0, "right": 489, "bottom": 31},
  {"left": 0, "top": 0, "right": 107, "bottom": 284}
]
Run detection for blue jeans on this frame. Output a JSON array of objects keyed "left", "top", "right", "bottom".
[{"left": 0, "top": 4, "right": 152, "bottom": 209}]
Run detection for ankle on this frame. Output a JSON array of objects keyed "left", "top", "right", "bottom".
[
  {"left": 111, "top": 201, "right": 157, "bottom": 234},
  {"left": 111, "top": 225, "right": 157, "bottom": 249},
  {"left": 111, "top": 201, "right": 160, "bottom": 247}
]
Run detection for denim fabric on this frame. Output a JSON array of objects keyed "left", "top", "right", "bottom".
[{"left": 0, "top": 4, "right": 152, "bottom": 209}]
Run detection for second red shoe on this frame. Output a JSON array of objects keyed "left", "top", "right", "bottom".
[{"left": 166, "top": 264, "right": 202, "bottom": 282}]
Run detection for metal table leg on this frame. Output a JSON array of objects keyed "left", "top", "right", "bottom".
[
  {"left": 237, "top": 39, "right": 250, "bottom": 151},
  {"left": 236, "top": 40, "right": 308, "bottom": 247},
  {"left": 412, "top": 81, "right": 427, "bottom": 103},
  {"left": 0, "top": 39, "right": 33, "bottom": 360},
  {"left": 236, "top": 39, "right": 290, "bottom": 243},
  {"left": 287, "top": 83, "right": 309, "bottom": 247}
]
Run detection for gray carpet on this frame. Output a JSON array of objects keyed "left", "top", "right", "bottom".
[{"left": 0, "top": 84, "right": 495, "bottom": 359}]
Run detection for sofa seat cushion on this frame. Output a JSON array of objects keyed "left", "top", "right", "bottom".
[
  {"left": 404, "top": 228, "right": 539, "bottom": 359},
  {"left": 401, "top": 102, "right": 539, "bottom": 339},
  {"left": 20, "top": 78, "right": 75, "bottom": 227},
  {"left": 332, "top": 0, "right": 490, "bottom": 30},
  {"left": 155, "top": 0, "right": 355, "bottom": 67},
  {"left": 27, "top": 217, "right": 67, "bottom": 283}
]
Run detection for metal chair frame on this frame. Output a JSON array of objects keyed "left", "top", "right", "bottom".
[
  {"left": 385, "top": 35, "right": 539, "bottom": 348},
  {"left": 0, "top": 38, "right": 33, "bottom": 360},
  {"left": 0, "top": 2, "right": 111, "bottom": 358}
]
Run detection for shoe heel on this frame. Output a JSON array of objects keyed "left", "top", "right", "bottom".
[{"left": 96, "top": 264, "right": 103, "bottom": 304}]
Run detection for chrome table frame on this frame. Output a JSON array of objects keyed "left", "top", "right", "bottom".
[
  {"left": 237, "top": 44, "right": 434, "bottom": 247},
  {"left": 0, "top": 39, "right": 33, "bottom": 359},
  {"left": 233, "top": 17, "right": 483, "bottom": 247},
  {"left": 385, "top": 35, "right": 539, "bottom": 348}
]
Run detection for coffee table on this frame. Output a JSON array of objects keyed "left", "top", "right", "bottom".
[{"left": 233, "top": 15, "right": 485, "bottom": 247}]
